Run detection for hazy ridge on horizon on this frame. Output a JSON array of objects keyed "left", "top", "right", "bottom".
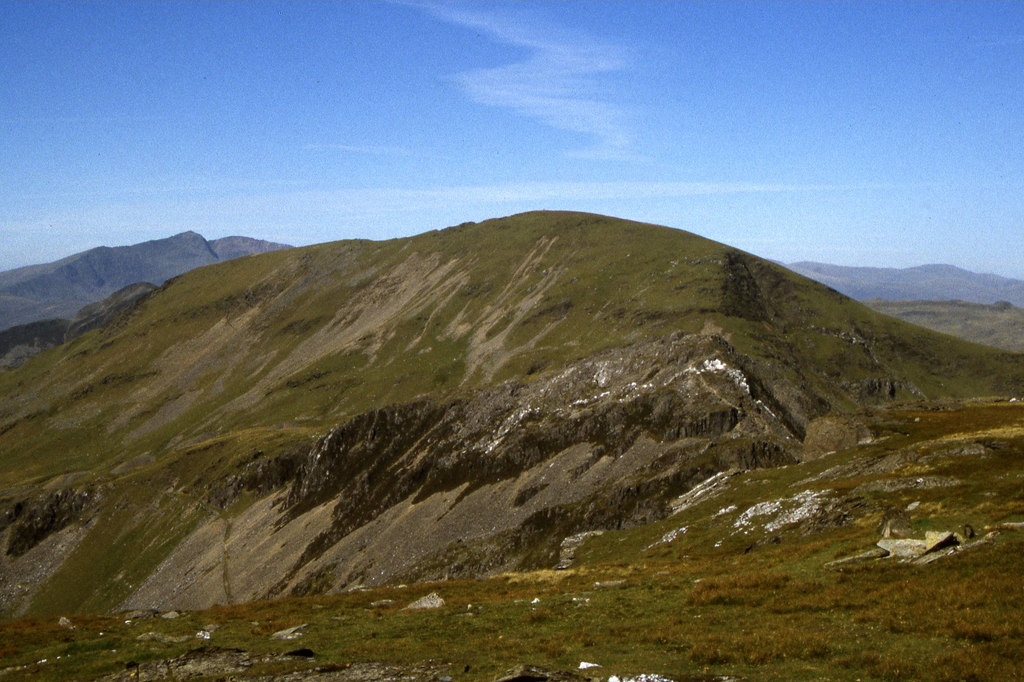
[
  {"left": 788, "top": 260, "right": 1024, "bottom": 309},
  {"left": 0, "top": 231, "right": 290, "bottom": 331}
]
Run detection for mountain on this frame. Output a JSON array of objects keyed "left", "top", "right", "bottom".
[
  {"left": 788, "top": 261, "right": 1024, "bottom": 307},
  {"left": 0, "top": 283, "right": 158, "bottom": 368},
  {"left": 0, "top": 232, "right": 290, "bottom": 331},
  {"left": 867, "top": 299, "right": 1024, "bottom": 353},
  {"left": 1, "top": 211, "right": 1023, "bottom": 624}
]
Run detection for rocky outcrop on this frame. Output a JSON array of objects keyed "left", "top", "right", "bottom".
[
  {"left": 2, "top": 487, "right": 96, "bottom": 558},
  {"left": 266, "top": 332, "right": 803, "bottom": 593},
  {"left": 120, "top": 331, "right": 809, "bottom": 611}
]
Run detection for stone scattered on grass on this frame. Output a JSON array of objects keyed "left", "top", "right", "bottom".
[
  {"left": 914, "top": 531, "right": 999, "bottom": 565},
  {"left": 270, "top": 624, "right": 307, "bottom": 640},
  {"left": 646, "top": 526, "right": 687, "bottom": 551},
  {"left": 912, "top": 546, "right": 958, "bottom": 566},
  {"left": 855, "top": 476, "right": 960, "bottom": 494},
  {"left": 136, "top": 632, "right": 190, "bottom": 644},
  {"left": 403, "top": 592, "right": 445, "bottom": 610},
  {"left": 732, "top": 489, "right": 831, "bottom": 535},
  {"left": 829, "top": 526, "right": 987, "bottom": 568},
  {"left": 988, "top": 521, "right": 1024, "bottom": 531},
  {"left": 832, "top": 527, "right": 1003, "bottom": 568},
  {"left": 493, "top": 664, "right": 592, "bottom": 682},
  {"left": 58, "top": 616, "right": 74, "bottom": 630}
]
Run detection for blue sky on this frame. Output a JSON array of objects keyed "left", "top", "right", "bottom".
[{"left": 3, "top": 1, "right": 1023, "bottom": 276}]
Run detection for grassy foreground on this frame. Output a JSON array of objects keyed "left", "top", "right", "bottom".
[{"left": 2, "top": 401, "right": 1023, "bottom": 681}]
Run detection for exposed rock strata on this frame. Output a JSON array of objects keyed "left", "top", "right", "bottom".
[{"left": 122, "top": 332, "right": 807, "bottom": 610}]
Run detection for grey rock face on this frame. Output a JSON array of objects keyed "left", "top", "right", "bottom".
[
  {"left": 273, "top": 332, "right": 802, "bottom": 590},
  {"left": 877, "top": 538, "right": 929, "bottom": 558}
]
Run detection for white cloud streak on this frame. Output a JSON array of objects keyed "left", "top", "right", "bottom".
[
  {"left": 419, "top": 2, "right": 633, "bottom": 156},
  {"left": 302, "top": 143, "right": 440, "bottom": 158},
  {"left": 4, "top": 179, "right": 839, "bottom": 233}
]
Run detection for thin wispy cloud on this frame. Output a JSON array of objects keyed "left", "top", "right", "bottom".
[
  {"left": 7, "top": 179, "right": 841, "bottom": 234},
  {"left": 419, "top": 2, "right": 634, "bottom": 157},
  {"left": 302, "top": 143, "right": 433, "bottom": 157},
  {"left": 4, "top": 179, "right": 844, "bottom": 233}
]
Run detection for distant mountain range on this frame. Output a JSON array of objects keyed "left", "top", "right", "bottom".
[
  {"left": 0, "top": 232, "right": 290, "bottom": 332},
  {"left": 788, "top": 262, "right": 1024, "bottom": 308}
]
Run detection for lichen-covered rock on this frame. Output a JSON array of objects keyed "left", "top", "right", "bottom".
[
  {"left": 403, "top": 592, "right": 445, "bottom": 610},
  {"left": 877, "top": 538, "right": 928, "bottom": 558},
  {"left": 924, "top": 531, "right": 957, "bottom": 553}
]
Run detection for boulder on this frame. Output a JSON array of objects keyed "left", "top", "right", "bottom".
[
  {"left": 877, "top": 538, "right": 928, "bottom": 559},
  {"left": 924, "top": 531, "right": 957, "bottom": 553},
  {"left": 404, "top": 592, "right": 445, "bottom": 611},
  {"left": 270, "top": 624, "right": 307, "bottom": 640},
  {"left": 803, "top": 415, "right": 869, "bottom": 460},
  {"left": 913, "top": 547, "right": 959, "bottom": 566}
]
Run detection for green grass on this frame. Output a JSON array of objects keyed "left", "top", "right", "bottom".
[{"left": 4, "top": 402, "right": 1024, "bottom": 680}]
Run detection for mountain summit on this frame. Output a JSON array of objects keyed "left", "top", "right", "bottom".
[
  {"left": 1, "top": 211, "right": 1022, "bottom": 618},
  {"left": 0, "top": 232, "right": 290, "bottom": 331}
]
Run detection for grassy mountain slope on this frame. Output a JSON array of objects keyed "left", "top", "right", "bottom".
[
  {"left": 3, "top": 400, "right": 1024, "bottom": 681},
  {"left": 2, "top": 211, "right": 1023, "bottom": 620},
  {"left": 867, "top": 299, "right": 1024, "bottom": 352}
]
